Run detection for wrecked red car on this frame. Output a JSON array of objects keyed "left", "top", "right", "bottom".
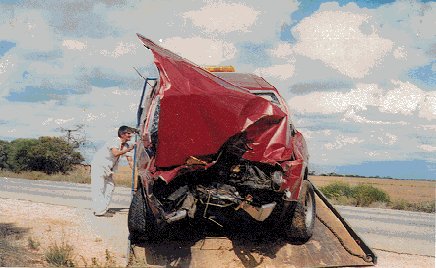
[{"left": 128, "top": 34, "right": 315, "bottom": 243}]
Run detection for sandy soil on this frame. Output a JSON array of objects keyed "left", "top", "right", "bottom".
[
  {"left": 0, "top": 198, "right": 129, "bottom": 267},
  {"left": 1, "top": 198, "right": 434, "bottom": 268}
]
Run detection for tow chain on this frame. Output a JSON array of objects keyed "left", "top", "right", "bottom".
[{"left": 316, "top": 214, "right": 373, "bottom": 263}]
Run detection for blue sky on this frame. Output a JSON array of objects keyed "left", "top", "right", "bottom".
[{"left": 0, "top": 0, "right": 434, "bottom": 180}]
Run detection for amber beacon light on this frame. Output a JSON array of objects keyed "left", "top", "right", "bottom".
[{"left": 203, "top": 66, "right": 235, "bottom": 72}]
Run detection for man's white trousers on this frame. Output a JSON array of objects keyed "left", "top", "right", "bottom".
[{"left": 91, "top": 166, "right": 115, "bottom": 216}]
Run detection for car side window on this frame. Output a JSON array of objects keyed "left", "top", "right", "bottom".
[
  {"left": 290, "top": 124, "right": 296, "bottom": 137},
  {"left": 254, "top": 93, "right": 280, "bottom": 106}
]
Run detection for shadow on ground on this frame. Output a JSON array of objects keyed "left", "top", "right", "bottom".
[
  {"left": 0, "top": 223, "right": 42, "bottom": 267},
  {"left": 128, "top": 219, "right": 298, "bottom": 268}
]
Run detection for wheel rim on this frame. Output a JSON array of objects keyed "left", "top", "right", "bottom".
[{"left": 304, "top": 191, "right": 314, "bottom": 228}]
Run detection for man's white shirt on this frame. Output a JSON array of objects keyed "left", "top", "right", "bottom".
[{"left": 91, "top": 138, "right": 132, "bottom": 175}]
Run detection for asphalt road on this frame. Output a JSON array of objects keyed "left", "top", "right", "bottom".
[
  {"left": 0, "top": 177, "right": 434, "bottom": 257},
  {"left": 335, "top": 206, "right": 435, "bottom": 256}
]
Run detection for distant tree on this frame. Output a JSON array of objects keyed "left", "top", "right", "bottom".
[
  {"left": 6, "top": 138, "right": 39, "bottom": 172},
  {"left": 5, "top": 137, "right": 84, "bottom": 174},
  {"left": 27, "top": 137, "right": 84, "bottom": 174},
  {"left": 0, "top": 140, "right": 9, "bottom": 170}
]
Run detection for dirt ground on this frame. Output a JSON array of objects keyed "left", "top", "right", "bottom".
[
  {"left": 0, "top": 198, "right": 128, "bottom": 267},
  {"left": 1, "top": 173, "right": 434, "bottom": 267},
  {"left": 1, "top": 197, "right": 434, "bottom": 268}
]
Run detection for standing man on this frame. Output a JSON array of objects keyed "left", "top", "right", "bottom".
[{"left": 91, "top": 125, "right": 136, "bottom": 216}]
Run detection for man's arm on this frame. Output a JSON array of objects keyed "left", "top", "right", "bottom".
[
  {"left": 111, "top": 144, "right": 134, "bottom": 157},
  {"left": 126, "top": 156, "right": 133, "bottom": 169}
]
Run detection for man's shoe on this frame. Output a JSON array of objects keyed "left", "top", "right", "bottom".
[{"left": 93, "top": 211, "right": 114, "bottom": 217}]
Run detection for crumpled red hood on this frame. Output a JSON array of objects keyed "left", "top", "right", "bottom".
[{"left": 137, "top": 34, "right": 293, "bottom": 168}]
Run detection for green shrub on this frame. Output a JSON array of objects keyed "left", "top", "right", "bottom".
[
  {"left": 5, "top": 139, "right": 38, "bottom": 172},
  {"left": 414, "top": 201, "right": 436, "bottom": 213},
  {"left": 319, "top": 181, "right": 353, "bottom": 199},
  {"left": 391, "top": 199, "right": 435, "bottom": 213},
  {"left": 28, "top": 137, "right": 84, "bottom": 174},
  {"left": 0, "top": 140, "right": 9, "bottom": 170},
  {"left": 351, "top": 184, "right": 390, "bottom": 207},
  {"left": 2, "top": 137, "right": 83, "bottom": 174},
  {"left": 319, "top": 181, "right": 390, "bottom": 207},
  {"left": 27, "top": 236, "right": 40, "bottom": 250},
  {"left": 45, "top": 241, "right": 75, "bottom": 267}
]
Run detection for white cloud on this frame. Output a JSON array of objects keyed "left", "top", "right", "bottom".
[
  {"left": 418, "top": 145, "right": 436, "bottom": 152},
  {"left": 383, "top": 1, "right": 435, "bottom": 41},
  {"left": 419, "top": 92, "right": 436, "bottom": 121},
  {"left": 182, "top": 2, "right": 260, "bottom": 34},
  {"left": 288, "top": 83, "right": 382, "bottom": 114},
  {"left": 377, "top": 133, "right": 398, "bottom": 145},
  {"left": 380, "top": 81, "right": 436, "bottom": 120},
  {"left": 0, "top": 54, "right": 21, "bottom": 97},
  {"left": 0, "top": 86, "right": 140, "bottom": 142},
  {"left": 0, "top": 55, "right": 14, "bottom": 75},
  {"left": 342, "top": 109, "right": 408, "bottom": 125},
  {"left": 0, "top": 0, "right": 434, "bottom": 172},
  {"left": 254, "top": 64, "right": 295, "bottom": 80},
  {"left": 416, "top": 124, "right": 436, "bottom": 132},
  {"left": 380, "top": 80, "right": 423, "bottom": 115},
  {"left": 161, "top": 37, "right": 236, "bottom": 65},
  {"left": 269, "top": 43, "right": 294, "bottom": 59},
  {"left": 1, "top": 0, "right": 301, "bottom": 98},
  {"left": 393, "top": 46, "right": 407, "bottom": 60},
  {"left": 0, "top": 10, "right": 55, "bottom": 51},
  {"left": 99, "top": 41, "right": 138, "bottom": 58},
  {"left": 292, "top": 10, "right": 393, "bottom": 79},
  {"left": 62, "top": 40, "right": 87, "bottom": 50},
  {"left": 324, "top": 134, "right": 364, "bottom": 150},
  {"left": 288, "top": 80, "right": 435, "bottom": 121},
  {"left": 302, "top": 129, "right": 332, "bottom": 141},
  {"left": 282, "top": 1, "right": 435, "bottom": 96}
]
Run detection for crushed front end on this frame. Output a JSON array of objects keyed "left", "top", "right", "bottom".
[{"left": 128, "top": 35, "right": 314, "bottom": 243}]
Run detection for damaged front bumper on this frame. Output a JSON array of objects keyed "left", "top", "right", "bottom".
[{"left": 142, "top": 174, "right": 280, "bottom": 226}]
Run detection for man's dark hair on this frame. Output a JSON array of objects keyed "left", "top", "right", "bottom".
[{"left": 118, "top": 125, "right": 135, "bottom": 137}]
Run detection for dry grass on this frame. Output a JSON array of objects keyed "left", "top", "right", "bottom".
[
  {"left": 0, "top": 164, "right": 133, "bottom": 186},
  {"left": 44, "top": 240, "right": 75, "bottom": 267},
  {"left": 310, "top": 175, "right": 435, "bottom": 203},
  {"left": 0, "top": 165, "right": 91, "bottom": 184},
  {"left": 28, "top": 236, "right": 41, "bottom": 251},
  {"left": 311, "top": 175, "right": 435, "bottom": 213},
  {"left": 112, "top": 165, "right": 134, "bottom": 187}
]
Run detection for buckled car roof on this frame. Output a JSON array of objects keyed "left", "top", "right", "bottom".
[{"left": 213, "top": 72, "right": 278, "bottom": 93}]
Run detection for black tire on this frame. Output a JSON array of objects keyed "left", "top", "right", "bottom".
[
  {"left": 285, "top": 180, "right": 316, "bottom": 242},
  {"left": 128, "top": 186, "right": 156, "bottom": 243}
]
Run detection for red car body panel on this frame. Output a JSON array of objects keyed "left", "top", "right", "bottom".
[{"left": 137, "top": 35, "right": 307, "bottom": 199}]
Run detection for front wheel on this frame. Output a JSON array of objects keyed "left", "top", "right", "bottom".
[
  {"left": 285, "top": 180, "right": 316, "bottom": 242},
  {"left": 128, "top": 186, "right": 156, "bottom": 244}
]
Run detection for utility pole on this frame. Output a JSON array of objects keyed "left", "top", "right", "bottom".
[{"left": 60, "top": 124, "right": 84, "bottom": 147}]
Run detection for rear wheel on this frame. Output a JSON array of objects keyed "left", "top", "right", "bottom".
[
  {"left": 285, "top": 180, "right": 316, "bottom": 242},
  {"left": 128, "top": 185, "right": 156, "bottom": 243}
]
